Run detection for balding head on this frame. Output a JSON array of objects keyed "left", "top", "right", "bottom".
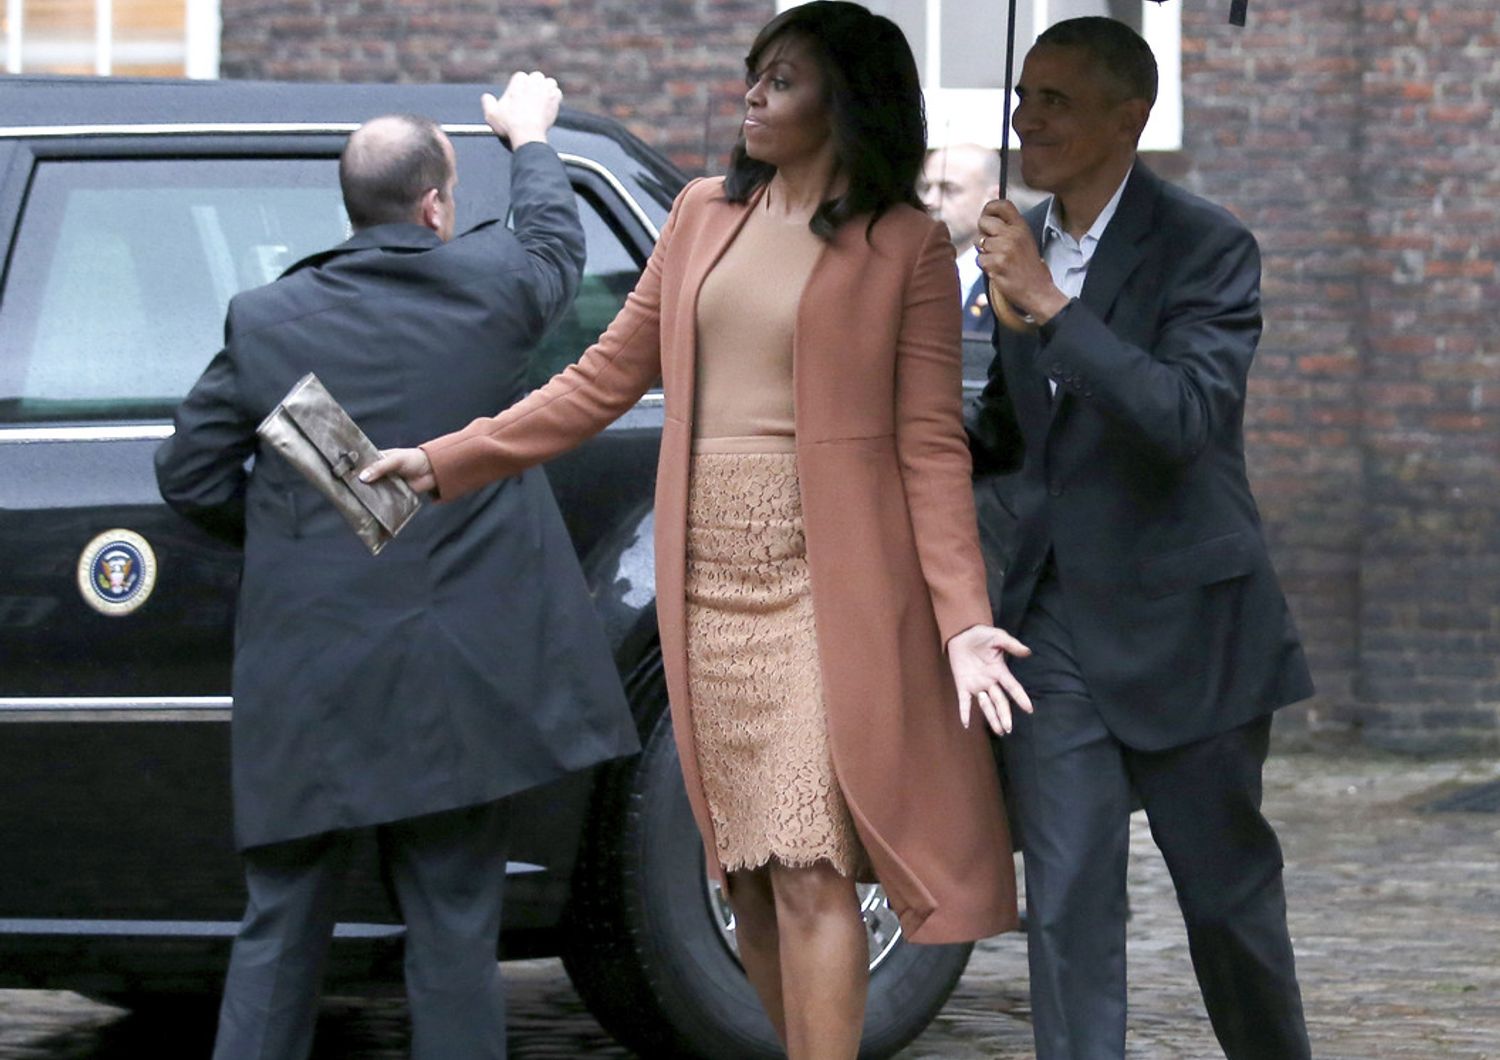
[
  {"left": 921, "top": 143, "right": 1002, "bottom": 252},
  {"left": 945, "top": 143, "right": 1003, "bottom": 190},
  {"left": 339, "top": 114, "right": 455, "bottom": 233}
]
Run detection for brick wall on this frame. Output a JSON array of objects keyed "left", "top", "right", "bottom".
[
  {"left": 220, "top": 0, "right": 1500, "bottom": 751},
  {"left": 1178, "top": 0, "right": 1368, "bottom": 741},
  {"left": 1352, "top": 0, "right": 1499, "bottom": 750},
  {"left": 1176, "top": 0, "right": 1494, "bottom": 749},
  {"left": 1179, "top": 0, "right": 1499, "bottom": 750},
  {"left": 219, "top": 0, "right": 762, "bottom": 173}
]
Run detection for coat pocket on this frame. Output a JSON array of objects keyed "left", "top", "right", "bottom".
[
  {"left": 1138, "top": 531, "right": 1253, "bottom": 599},
  {"left": 248, "top": 483, "right": 301, "bottom": 539}
]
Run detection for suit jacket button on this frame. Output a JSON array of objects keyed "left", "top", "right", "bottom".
[{"left": 1049, "top": 485, "right": 1063, "bottom": 497}]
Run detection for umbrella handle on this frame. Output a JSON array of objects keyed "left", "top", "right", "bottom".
[{"left": 988, "top": 276, "right": 1038, "bottom": 333}]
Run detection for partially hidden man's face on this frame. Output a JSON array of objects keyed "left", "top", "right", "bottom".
[
  {"left": 920, "top": 146, "right": 997, "bottom": 252},
  {"left": 1012, "top": 44, "right": 1149, "bottom": 202},
  {"left": 741, "top": 35, "right": 833, "bottom": 170}
]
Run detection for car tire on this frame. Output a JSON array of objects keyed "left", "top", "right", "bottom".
[{"left": 560, "top": 670, "right": 973, "bottom": 1059}]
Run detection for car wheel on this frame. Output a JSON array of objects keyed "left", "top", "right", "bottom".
[{"left": 560, "top": 676, "right": 973, "bottom": 1059}]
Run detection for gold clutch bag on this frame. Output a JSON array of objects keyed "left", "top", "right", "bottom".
[{"left": 256, "top": 373, "right": 421, "bottom": 555}]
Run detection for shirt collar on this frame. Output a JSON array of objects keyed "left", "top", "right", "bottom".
[
  {"left": 958, "top": 246, "right": 985, "bottom": 289},
  {"left": 1042, "top": 163, "right": 1134, "bottom": 250}
]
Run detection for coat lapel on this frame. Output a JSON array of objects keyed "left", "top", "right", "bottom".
[
  {"left": 1006, "top": 204, "right": 1053, "bottom": 424},
  {"left": 1021, "top": 201, "right": 1072, "bottom": 433},
  {"left": 1040, "top": 163, "right": 1161, "bottom": 435},
  {"left": 668, "top": 184, "right": 767, "bottom": 428},
  {"left": 1077, "top": 163, "right": 1160, "bottom": 323},
  {"left": 789, "top": 219, "right": 847, "bottom": 434}
]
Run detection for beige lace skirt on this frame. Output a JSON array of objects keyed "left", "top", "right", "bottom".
[{"left": 684, "top": 451, "right": 866, "bottom": 876}]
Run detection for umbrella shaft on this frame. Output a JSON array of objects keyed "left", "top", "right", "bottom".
[{"left": 999, "top": 0, "right": 1020, "bottom": 199}]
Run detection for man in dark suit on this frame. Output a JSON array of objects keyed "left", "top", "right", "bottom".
[
  {"left": 970, "top": 18, "right": 1313, "bottom": 1059},
  {"left": 155, "top": 73, "right": 639, "bottom": 1060}
]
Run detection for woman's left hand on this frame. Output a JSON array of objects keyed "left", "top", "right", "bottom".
[
  {"left": 946, "top": 624, "right": 1033, "bottom": 736},
  {"left": 360, "top": 447, "right": 436, "bottom": 494}
]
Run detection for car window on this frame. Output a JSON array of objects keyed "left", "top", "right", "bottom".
[
  {"left": 0, "top": 158, "right": 349, "bottom": 424},
  {"left": 527, "top": 188, "right": 645, "bottom": 389},
  {"left": 0, "top": 156, "right": 650, "bottom": 423}
]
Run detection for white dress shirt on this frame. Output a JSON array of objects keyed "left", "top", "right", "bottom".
[{"left": 957, "top": 247, "right": 985, "bottom": 307}]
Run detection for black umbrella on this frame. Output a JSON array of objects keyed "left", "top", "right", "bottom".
[{"left": 989, "top": 0, "right": 1249, "bottom": 331}]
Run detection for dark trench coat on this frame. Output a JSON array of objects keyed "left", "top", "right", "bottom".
[{"left": 156, "top": 143, "right": 639, "bottom": 850}]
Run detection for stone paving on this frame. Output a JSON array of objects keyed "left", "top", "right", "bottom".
[
  {"left": 1, "top": 747, "right": 1497, "bottom": 1058},
  {"left": 909, "top": 749, "right": 1500, "bottom": 1059}
]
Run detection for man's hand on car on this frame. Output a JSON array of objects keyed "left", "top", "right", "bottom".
[{"left": 483, "top": 71, "right": 562, "bottom": 149}]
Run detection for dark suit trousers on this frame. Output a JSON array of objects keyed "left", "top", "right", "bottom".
[
  {"left": 212, "top": 800, "right": 511, "bottom": 1060},
  {"left": 1001, "top": 573, "right": 1310, "bottom": 1060}
]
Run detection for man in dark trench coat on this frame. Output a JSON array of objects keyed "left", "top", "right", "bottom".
[{"left": 155, "top": 72, "right": 639, "bottom": 1060}]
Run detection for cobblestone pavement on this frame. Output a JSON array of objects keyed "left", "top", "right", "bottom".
[{"left": 2, "top": 748, "right": 1497, "bottom": 1058}]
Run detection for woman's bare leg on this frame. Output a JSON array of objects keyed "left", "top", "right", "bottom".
[
  {"left": 725, "top": 865, "right": 788, "bottom": 1045},
  {"left": 768, "top": 860, "right": 867, "bottom": 1059}
]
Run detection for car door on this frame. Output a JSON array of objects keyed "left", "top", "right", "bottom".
[
  {"left": 0, "top": 127, "right": 653, "bottom": 938},
  {"left": 0, "top": 138, "right": 357, "bottom": 928}
]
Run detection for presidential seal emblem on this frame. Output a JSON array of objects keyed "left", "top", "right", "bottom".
[{"left": 76, "top": 529, "right": 158, "bottom": 616}]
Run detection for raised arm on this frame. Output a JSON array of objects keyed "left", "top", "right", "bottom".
[
  {"left": 363, "top": 181, "right": 700, "bottom": 499},
  {"left": 483, "top": 72, "right": 586, "bottom": 340}
]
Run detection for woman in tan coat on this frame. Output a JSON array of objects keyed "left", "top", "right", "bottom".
[{"left": 366, "top": 3, "right": 1031, "bottom": 1055}]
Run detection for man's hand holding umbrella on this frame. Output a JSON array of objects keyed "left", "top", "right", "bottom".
[{"left": 975, "top": 200, "right": 1071, "bottom": 328}]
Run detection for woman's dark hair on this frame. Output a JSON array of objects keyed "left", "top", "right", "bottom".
[{"left": 724, "top": 1, "right": 927, "bottom": 239}]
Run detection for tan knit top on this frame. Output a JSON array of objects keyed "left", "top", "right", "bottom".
[{"left": 692, "top": 197, "right": 826, "bottom": 454}]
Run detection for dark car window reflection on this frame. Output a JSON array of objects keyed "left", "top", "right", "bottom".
[{"left": 0, "top": 157, "right": 347, "bottom": 424}]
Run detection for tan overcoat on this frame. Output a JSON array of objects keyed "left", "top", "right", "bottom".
[{"left": 424, "top": 177, "right": 1018, "bottom": 943}]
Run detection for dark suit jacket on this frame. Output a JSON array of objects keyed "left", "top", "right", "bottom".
[
  {"left": 969, "top": 163, "right": 1313, "bottom": 751},
  {"left": 962, "top": 265, "right": 997, "bottom": 340},
  {"left": 155, "top": 142, "right": 639, "bottom": 850}
]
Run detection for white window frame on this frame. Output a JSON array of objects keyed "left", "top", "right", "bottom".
[
  {"left": 3, "top": 0, "right": 219, "bottom": 78},
  {"left": 184, "top": 0, "right": 221, "bottom": 78},
  {"left": 4, "top": 0, "right": 20, "bottom": 73},
  {"left": 774, "top": 0, "right": 1182, "bottom": 151}
]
